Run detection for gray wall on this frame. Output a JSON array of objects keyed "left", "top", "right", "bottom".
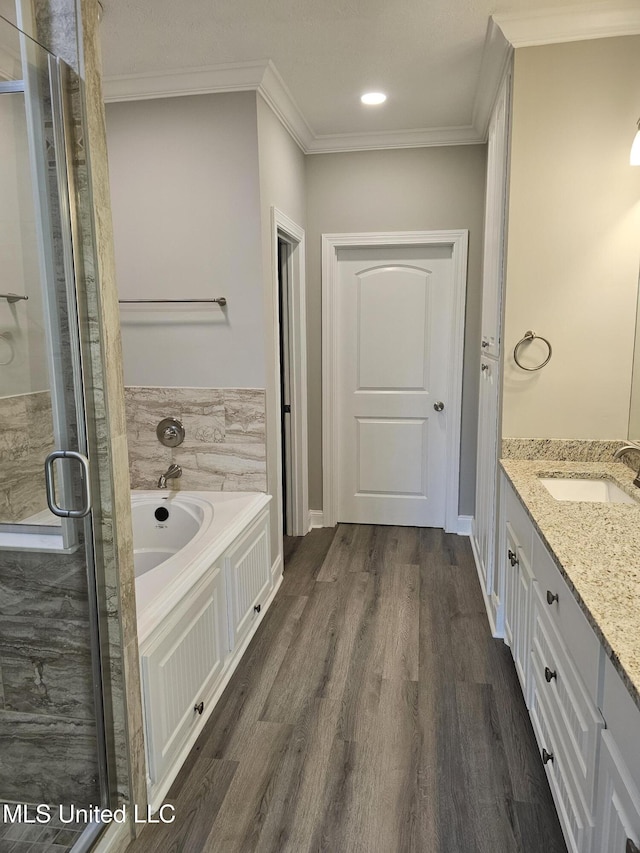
[
  {"left": 106, "top": 92, "right": 487, "bottom": 521},
  {"left": 106, "top": 92, "right": 265, "bottom": 388},
  {"left": 107, "top": 90, "right": 308, "bottom": 570},
  {"left": 256, "top": 93, "right": 306, "bottom": 562},
  {"left": 305, "top": 145, "right": 487, "bottom": 516}
]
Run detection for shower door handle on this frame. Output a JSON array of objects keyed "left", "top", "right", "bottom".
[{"left": 44, "top": 450, "right": 92, "bottom": 518}]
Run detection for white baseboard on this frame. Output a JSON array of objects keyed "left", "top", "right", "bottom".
[
  {"left": 271, "top": 552, "right": 283, "bottom": 581},
  {"left": 308, "top": 509, "right": 325, "bottom": 530},
  {"left": 457, "top": 515, "right": 473, "bottom": 536},
  {"left": 309, "top": 510, "right": 469, "bottom": 534},
  {"left": 469, "top": 531, "right": 500, "bottom": 638}
]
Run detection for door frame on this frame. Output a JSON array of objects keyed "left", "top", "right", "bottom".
[
  {"left": 321, "top": 230, "right": 468, "bottom": 532},
  {"left": 271, "top": 207, "right": 309, "bottom": 537}
]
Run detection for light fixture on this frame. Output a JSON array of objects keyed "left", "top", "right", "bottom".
[
  {"left": 361, "top": 92, "right": 387, "bottom": 106},
  {"left": 631, "top": 118, "right": 640, "bottom": 166}
]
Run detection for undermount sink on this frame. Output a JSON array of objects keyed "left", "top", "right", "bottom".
[{"left": 538, "top": 477, "right": 638, "bottom": 505}]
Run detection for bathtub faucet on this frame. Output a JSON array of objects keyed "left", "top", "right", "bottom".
[{"left": 157, "top": 464, "right": 182, "bottom": 489}]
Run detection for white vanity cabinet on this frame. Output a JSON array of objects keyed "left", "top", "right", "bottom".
[
  {"left": 471, "top": 66, "right": 511, "bottom": 636},
  {"left": 140, "top": 566, "right": 229, "bottom": 786},
  {"left": 479, "top": 70, "right": 510, "bottom": 361},
  {"left": 595, "top": 658, "right": 640, "bottom": 853},
  {"left": 225, "top": 507, "right": 271, "bottom": 651},
  {"left": 474, "top": 355, "right": 501, "bottom": 624},
  {"left": 595, "top": 731, "right": 640, "bottom": 853},
  {"left": 499, "top": 473, "right": 607, "bottom": 852},
  {"left": 501, "top": 474, "right": 535, "bottom": 706}
]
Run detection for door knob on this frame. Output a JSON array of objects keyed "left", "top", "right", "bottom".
[{"left": 433, "top": 401, "right": 444, "bottom": 412}]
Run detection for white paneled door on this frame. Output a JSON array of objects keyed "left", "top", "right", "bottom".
[{"left": 335, "top": 245, "right": 455, "bottom": 526}]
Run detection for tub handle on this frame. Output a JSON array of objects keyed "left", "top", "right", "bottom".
[
  {"left": 194, "top": 701, "right": 204, "bottom": 715},
  {"left": 254, "top": 604, "right": 261, "bottom": 614}
]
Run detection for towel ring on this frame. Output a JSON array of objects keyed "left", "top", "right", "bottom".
[{"left": 513, "top": 330, "right": 552, "bottom": 371}]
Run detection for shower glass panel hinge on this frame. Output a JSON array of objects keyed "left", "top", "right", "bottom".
[{"left": 44, "top": 450, "right": 92, "bottom": 518}]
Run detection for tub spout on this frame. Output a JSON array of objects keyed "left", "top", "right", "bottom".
[{"left": 158, "top": 464, "right": 182, "bottom": 489}]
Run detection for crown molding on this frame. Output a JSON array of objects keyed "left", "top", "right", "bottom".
[
  {"left": 102, "top": 59, "right": 270, "bottom": 102},
  {"left": 102, "top": 58, "right": 484, "bottom": 152},
  {"left": 102, "top": 4, "right": 639, "bottom": 153},
  {"left": 494, "top": 2, "right": 640, "bottom": 48},
  {"left": 306, "top": 125, "right": 482, "bottom": 154},
  {"left": 257, "top": 61, "right": 314, "bottom": 152},
  {"left": 102, "top": 58, "right": 314, "bottom": 152},
  {"left": 471, "top": 18, "right": 513, "bottom": 141}
]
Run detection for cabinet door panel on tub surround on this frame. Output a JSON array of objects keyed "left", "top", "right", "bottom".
[
  {"left": 225, "top": 508, "right": 271, "bottom": 651},
  {"left": 141, "top": 566, "right": 229, "bottom": 786}
]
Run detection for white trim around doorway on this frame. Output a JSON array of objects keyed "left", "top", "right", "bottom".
[
  {"left": 321, "top": 229, "right": 468, "bottom": 533},
  {"left": 271, "top": 208, "right": 309, "bottom": 538}
]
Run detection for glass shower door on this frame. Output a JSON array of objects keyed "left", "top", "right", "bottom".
[{"left": 0, "top": 16, "right": 111, "bottom": 853}]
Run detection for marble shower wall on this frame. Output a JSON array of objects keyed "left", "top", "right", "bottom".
[
  {"left": 0, "top": 545, "right": 100, "bottom": 806},
  {"left": 0, "top": 392, "right": 53, "bottom": 523},
  {"left": 125, "top": 387, "right": 267, "bottom": 492}
]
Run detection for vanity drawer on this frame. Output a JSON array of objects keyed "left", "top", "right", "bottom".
[
  {"left": 530, "top": 664, "right": 594, "bottom": 853},
  {"left": 531, "top": 584, "right": 603, "bottom": 813},
  {"left": 532, "top": 530, "right": 601, "bottom": 699}
]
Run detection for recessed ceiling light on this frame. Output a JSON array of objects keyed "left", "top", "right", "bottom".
[{"left": 361, "top": 92, "right": 387, "bottom": 106}]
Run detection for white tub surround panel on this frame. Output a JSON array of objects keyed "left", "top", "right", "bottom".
[
  {"left": 125, "top": 386, "right": 266, "bottom": 492},
  {"left": 132, "top": 490, "right": 276, "bottom": 809}
]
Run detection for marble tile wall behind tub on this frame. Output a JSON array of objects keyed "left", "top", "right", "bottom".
[
  {"left": 0, "top": 391, "right": 54, "bottom": 522},
  {"left": 125, "top": 387, "right": 267, "bottom": 492}
]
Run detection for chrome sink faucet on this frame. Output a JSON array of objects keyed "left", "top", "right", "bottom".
[
  {"left": 157, "top": 463, "right": 182, "bottom": 489},
  {"left": 613, "top": 443, "right": 640, "bottom": 488}
]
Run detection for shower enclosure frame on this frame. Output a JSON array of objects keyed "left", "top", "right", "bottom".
[{"left": 0, "top": 15, "right": 122, "bottom": 853}]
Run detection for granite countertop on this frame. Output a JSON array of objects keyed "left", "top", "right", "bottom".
[{"left": 500, "top": 457, "right": 640, "bottom": 709}]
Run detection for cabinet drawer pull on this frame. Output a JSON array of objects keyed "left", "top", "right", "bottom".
[
  {"left": 254, "top": 604, "right": 261, "bottom": 614},
  {"left": 542, "top": 748, "right": 554, "bottom": 765},
  {"left": 194, "top": 701, "right": 204, "bottom": 715},
  {"left": 507, "top": 548, "right": 519, "bottom": 567},
  {"left": 546, "top": 590, "right": 559, "bottom": 606},
  {"left": 544, "top": 666, "right": 557, "bottom": 683},
  {"left": 626, "top": 839, "right": 640, "bottom": 853}
]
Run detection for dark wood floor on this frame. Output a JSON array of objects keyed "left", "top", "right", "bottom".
[{"left": 129, "top": 525, "right": 567, "bottom": 853}]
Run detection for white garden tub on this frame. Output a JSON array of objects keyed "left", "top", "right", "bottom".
[{"left": 131, "top": 490, "right": 271, "bottom": 641}]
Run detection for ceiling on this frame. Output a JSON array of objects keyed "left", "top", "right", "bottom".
[{"left": 99, "top": 1, "right": 640, "bottom": 152}]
